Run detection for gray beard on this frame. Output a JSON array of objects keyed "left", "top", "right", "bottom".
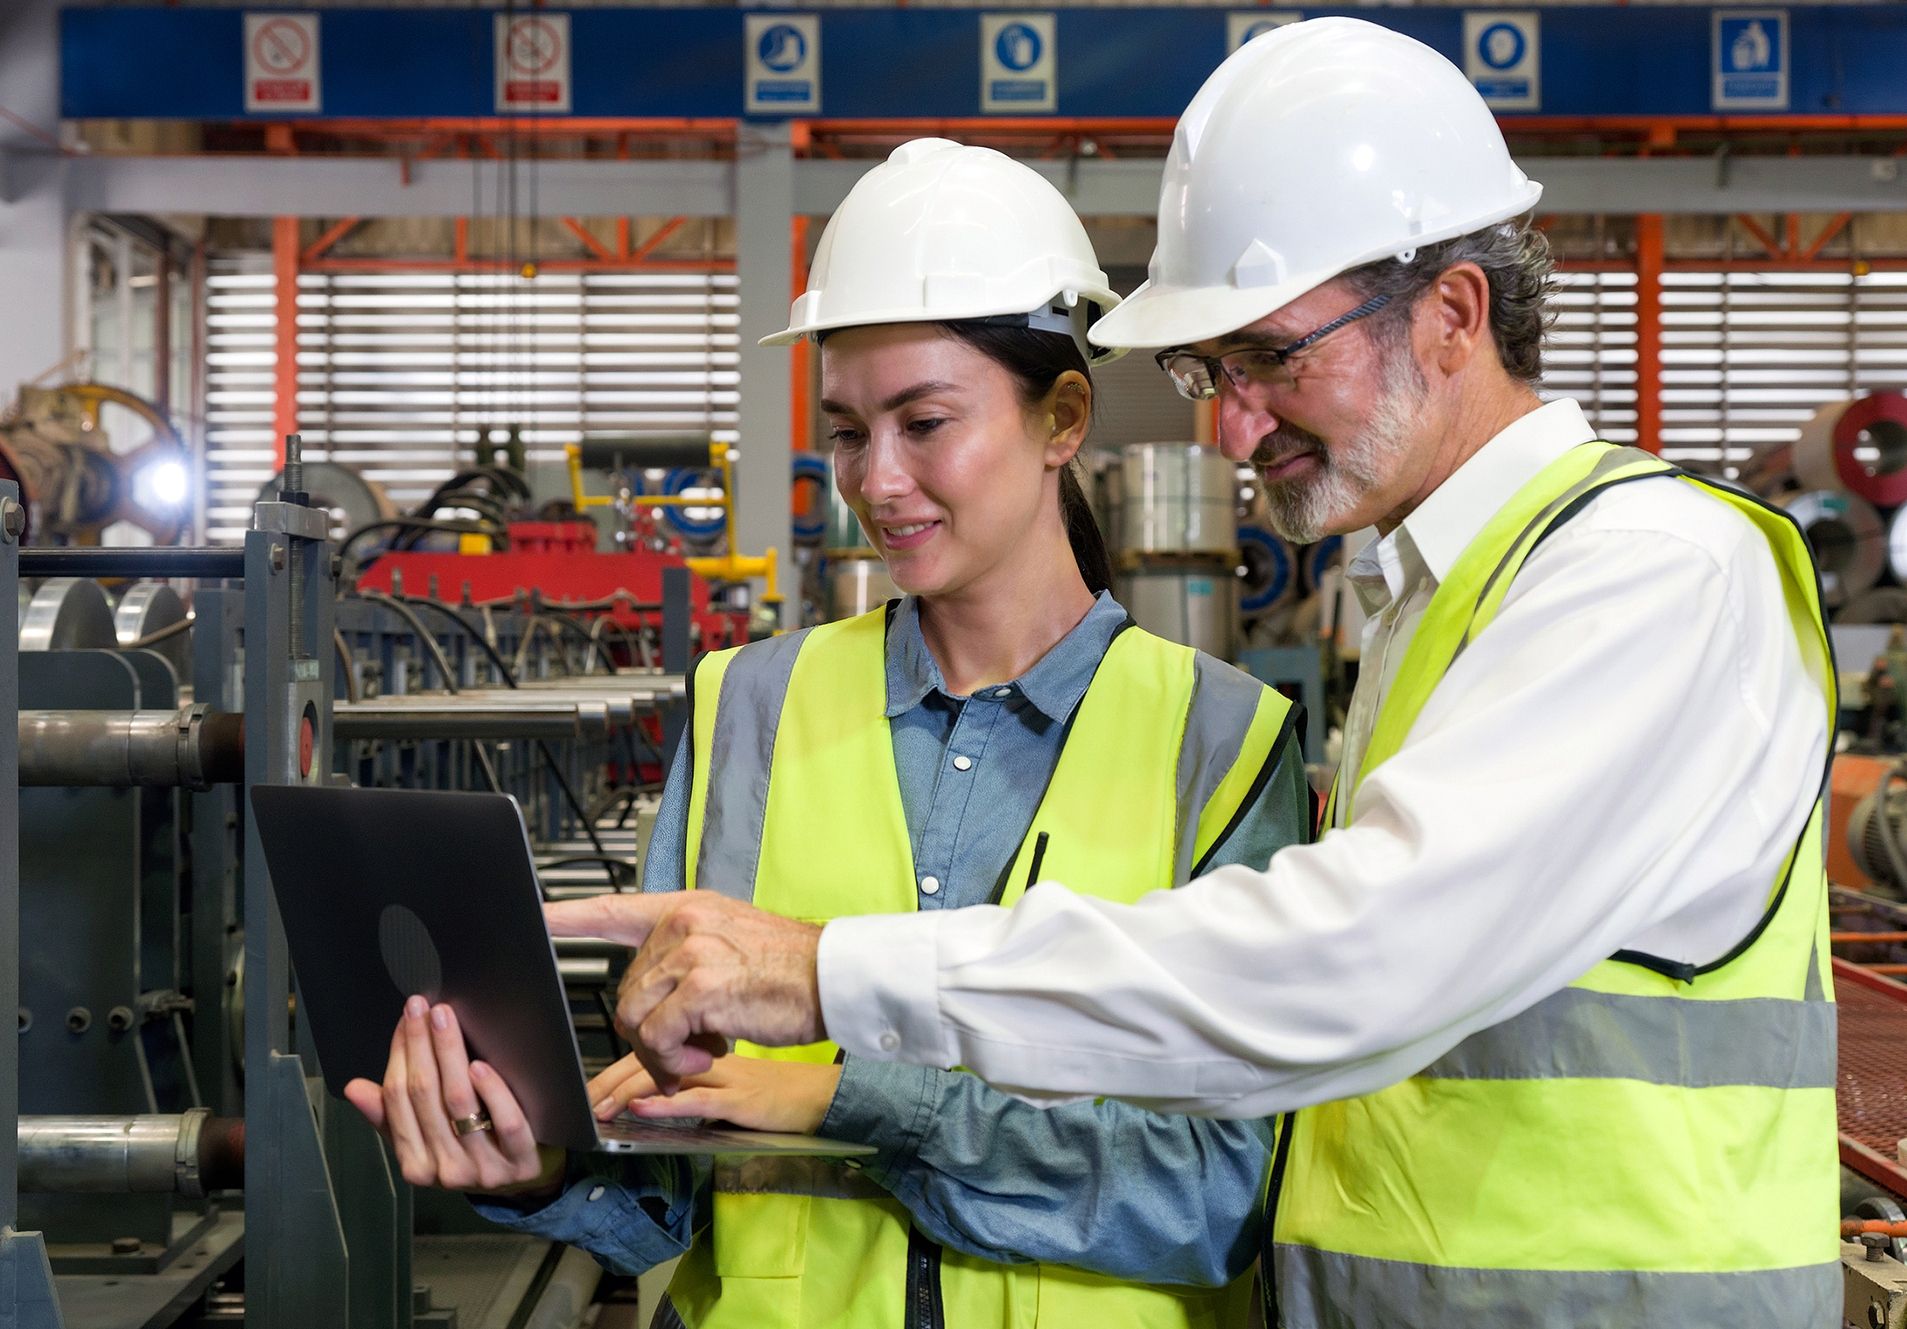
[{"left": 1260, "top": 356, "right": 1426, "bottom": 545}]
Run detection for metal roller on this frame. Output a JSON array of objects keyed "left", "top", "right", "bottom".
[
  {"left": 333, "top": 699, "right": 614, "bottom": 740},
  {"left": 255, "top": 459, "right": 393, "bottom": 539},
  {"left": 20, "top": 577, "right": 117, "bottom": 651},
  {"left": 1237, "top": 525, "right": 1296, "bottom": 618},
  {"left": 1118, "top": 444, "right": 1238, "bottom": 556},
  {"left": 827, "top": 555, "right": 899, "bottom": 620},
  {"left": 575, "top": 436, "right": 715, "bottom": 473},
  {"left": 1781, "top": 488, "right": 1885, "bottom": 607},
  {"left": 1792, "top": 400, "right": 1846, "bottom": 494},
  {"left": 1886, "top": 506, "right": 1907, "bottom": 587},
  {"left": 114, "top": 581, "right": 191, "bottom": 678},
  {"left": 18, "top": 1110, "right": 245, "bottom": 1200},
  {"left": 18, "top": 704, "right": 245, "bottom": 789},
  {"left": 19, "top": 547, "right": 247, "bottom": 581}
]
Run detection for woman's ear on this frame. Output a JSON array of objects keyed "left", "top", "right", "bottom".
[{"left": 1044, "top": 371, "right": 1092, "bottom": 469}]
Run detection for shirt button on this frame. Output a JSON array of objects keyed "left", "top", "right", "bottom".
[
  {"left": 587, "top": 1186, "right": 605, "bottom": 1203},
  {"left": 879, "top": 1031, "right": 901, "bottom": 1053},
  {"left": 952, "top": 755, "right": 973, "bottom": 772},
  {"left": 920, "top": 876, "right": 941, "bottom": 895},
  {"left": 993, "top": 688, "right": 1011, "bottom": 698}
]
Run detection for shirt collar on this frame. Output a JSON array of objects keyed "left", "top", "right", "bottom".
[
  {"left": 884, "top": 590, "right": 1128, "bottom": 723},
  {"left": 1347, "top": 397, "right": 1596, "bottom": 606}
]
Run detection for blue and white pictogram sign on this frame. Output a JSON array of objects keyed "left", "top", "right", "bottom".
[
  {"left": 1713, "top": 10, "right": 1788, "bottom": 110},
  {"left": 1463, "top": 11, "right": 1539, "bottom": 110},
  {"left": 745, "top": 15, "right": 820, "bottom": 115},
  {"left": 1227, "top": 12, "right": 1302, "bottom": 54},
  {"left": 982, "top": 14, "right": 1056, "bottom": 113}
]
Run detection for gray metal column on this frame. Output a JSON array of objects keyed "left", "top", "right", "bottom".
[
  {"left": 242, "top": 497, "right": 355, "bottom": 1326},
  {"left": 0, "top": 484, "right": 65, "bottom": 1325},
  {"left": 0, "top": 0, "right": 71, "bottom": 390},
  {"left": 734, "top": 122, "right": 796, "bottom": 611}
]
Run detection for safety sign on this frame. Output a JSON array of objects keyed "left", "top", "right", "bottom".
[
  {"left": 1227, "top": 12, "right": 1302, "bottom": 53},
  {"left": 746, "top": 15, "right": 821, "bottom": 115},
  {"left": 982, "top": 14, "right": 1056, "bottom": 114},
  {"left": 1463, "top": 11, "right": 1539, "bottom": 110},
  {"left": 495, "top": 12, "right": 571, "bottom": 114},
  {"left": 1713, "top": 10, "right": 1788, "bottom": 110},
  {"left": 244, "top": 13, "right": 320, "bottom": 113}
]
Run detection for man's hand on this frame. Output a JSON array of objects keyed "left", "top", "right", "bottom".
[
  {"left": 586, "top": 1052, "right": 843, "bottom": 1135},
  {"left": 343, "top": 995, "right": 565, "bottom": 1201},
  {"left": 544, "top": 892, "right": 826, "bottom": 1092}
]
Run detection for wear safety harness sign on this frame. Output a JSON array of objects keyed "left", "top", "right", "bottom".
[
  {"left": 244, "top": 13, "right": 320, "bottom": 113},
  {"left": 1463, "top": 11, "right": 1539, "bottom": 110},
  {"left": 981, "top": 14, "right": 1056, "bottom": 114},
  {"left": 495, "top": 13, "right": 572, "bottom": 114},
  {"left": 746, "top": 15, "right": 821, "bottom": 115}
]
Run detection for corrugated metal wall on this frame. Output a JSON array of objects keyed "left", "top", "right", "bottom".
[
  {"left": 205, "top": 260, "right": 738, "bottom": 542},
  {"left": 207, "top": 257, "right": 1907, "bottom": 542}
]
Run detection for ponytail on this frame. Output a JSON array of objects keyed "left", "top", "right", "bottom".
[{"left": 1059, "top": 462, "right": 1113, "bottom": 596}]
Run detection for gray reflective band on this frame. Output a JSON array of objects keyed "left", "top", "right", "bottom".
[
  {"left": 713, "top": 1155, "right": 888, "bottom": 1203},
  {"left": 1273, "top": 1246, "right": 1839, "bottom": 1329},
  {"left": 1420, "top": 985, "right": 1836, "bottom": 1089},
  {"left": 1804, "top": 934, "right": 1825, "bottom": 1003},
  {"left": 693, "top": 629, "right": 812, "bottom": 903},
  {"left": 1172, "top": 653, "right": 1268, "bottom": 885}
]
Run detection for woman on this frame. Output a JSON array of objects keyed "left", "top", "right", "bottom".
[{"left": 347, "top": 138, "right": 1310, "bottom": 1329}]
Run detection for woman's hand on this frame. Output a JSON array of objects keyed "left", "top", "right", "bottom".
[
  {"left": 586, "top": 1052, "right": 844, "bottom": 1135},
  {"left": 343, "top": 995, "right": 565, "bottom": 1200}
]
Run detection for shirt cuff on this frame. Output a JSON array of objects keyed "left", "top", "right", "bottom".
[
  {"left": 819, "top": 1056, "right": 941, "bottom": 1190},
  {"left": 470, "top": 1154, "right": 701, "bottom": 1276},
  {"left": 818, "top": 912, "right": 951, "bottom": 1067}
]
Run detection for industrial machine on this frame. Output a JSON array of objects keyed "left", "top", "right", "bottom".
[{"left": 0, "top": 433, "right": 705, "bottom": 1328}]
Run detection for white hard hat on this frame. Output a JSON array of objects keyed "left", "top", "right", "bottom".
[
  {"left": 1089, "top": 17, "right": 1543, "bottom": 351},
  {"left": 763, "top": 137, "right": 1126, "bottom": 364}
]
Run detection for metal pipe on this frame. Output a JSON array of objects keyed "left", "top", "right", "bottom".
[
  {"left": 18, "top": 1110, "right": 244, "bottom": 1199},
  {"left": 333, "top": 699, "right": 612, "bottom": 740},
  {"left": 19, "top": 705, "right": 245, "bottom": 790},
  {"left": 18, "top": 547, "right": 248, "bottom": 580}
]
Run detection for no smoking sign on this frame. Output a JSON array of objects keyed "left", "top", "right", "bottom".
[
  {"left": 495, "top": 14, "right": 572, "bottom": 113},
  {"left": 244, "top": 13, "right": 320, "bottom": 113}
]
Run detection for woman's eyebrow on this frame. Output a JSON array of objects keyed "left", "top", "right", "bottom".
[{"left": 819, "top": 380, "right": 962, "bottom": 416}]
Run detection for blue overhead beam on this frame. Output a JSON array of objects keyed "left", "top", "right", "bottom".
[{"left": 58, "top": 6, "right": 1907, "bottom": 122}]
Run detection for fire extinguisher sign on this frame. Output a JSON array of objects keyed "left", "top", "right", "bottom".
[
  {"left": 495, "top": 13, "right": 572, "bottom": 114},
  {"left": 245, "top": 13, "right": 321, "bottom": 114}
]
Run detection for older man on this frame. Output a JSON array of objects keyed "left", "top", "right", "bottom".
[{"left": 550, "top": 18, "right": 1839, "bottom": 1328}]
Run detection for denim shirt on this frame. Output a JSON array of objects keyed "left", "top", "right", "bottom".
[{"left": 476, "top": 593, "right": 1310, "bottom": 1287}]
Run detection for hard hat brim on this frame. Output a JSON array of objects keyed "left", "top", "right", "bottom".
[{"left": 1092, "top": 184, "right": 1544, "bottom": 351}]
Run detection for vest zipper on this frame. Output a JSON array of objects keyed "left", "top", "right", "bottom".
[
  {"left": 1259, "top": 1109, "right": 1297, "bottom": 1327},
  {"left": 905, "top": 1227, "right": 946, "bottom": 1329}
]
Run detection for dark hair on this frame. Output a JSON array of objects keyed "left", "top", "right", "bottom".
[
  {"left": 937, "top": 322, "right": 1115, "bottom": 596},
  {"left": 1339, "top": 217, "right": 1557, "bottom": 385}
]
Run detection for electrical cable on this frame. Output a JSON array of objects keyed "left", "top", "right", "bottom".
[
  {"left": 352, "top": 591, "right": 506, "bottom": 797},
  {"left": 381, "top": 592, "right": 617, "bottom": 876},
  {"left": 129, "top": 616, "right": 195, "bottom": 649}
]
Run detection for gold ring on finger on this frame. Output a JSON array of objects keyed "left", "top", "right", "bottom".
[{"left": 452, "top": 1111, "right": 495, "bottom": 1137}]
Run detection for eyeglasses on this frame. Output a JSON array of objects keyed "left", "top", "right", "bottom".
[{"left": 1153, "top": 294, "right": 1393, "bottom": 401}]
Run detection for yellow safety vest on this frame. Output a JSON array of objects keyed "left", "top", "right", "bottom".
[
  {"left": 671, "top": 605, "right": 1297, "bottom": 1329},
  {"left": 1273, "top": 443, "right": 1840, "bottom": 1327}
]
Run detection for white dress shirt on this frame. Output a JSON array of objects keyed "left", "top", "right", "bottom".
[{"left": 816, "top": 399, "right": 1830, "bottom": 1119}]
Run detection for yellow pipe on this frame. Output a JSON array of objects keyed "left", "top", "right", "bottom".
[{"left": 568, "top": 440, "right": 781, "bottom": 607}]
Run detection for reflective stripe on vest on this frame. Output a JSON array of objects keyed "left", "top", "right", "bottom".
[
  {"left": 1275, "top": 443, "right": 1840, "bottom": 1329},
  {"left": 674, "top": 606, "right": 1294, "bottom": 1329}
]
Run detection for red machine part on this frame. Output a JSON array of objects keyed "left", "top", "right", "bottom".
[{"left": 353, "top": 520, "right": 746, "bottom": 654}]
